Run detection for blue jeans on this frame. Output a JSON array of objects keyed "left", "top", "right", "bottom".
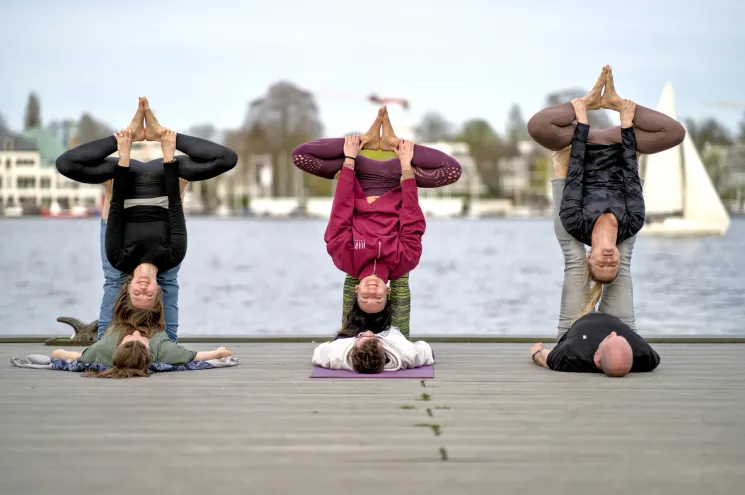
[{"left": 98, "top": 219, "right": 180, "bottom": 342}]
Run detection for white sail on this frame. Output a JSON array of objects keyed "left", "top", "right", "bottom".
[
  {"left": 681, "top": 130, "right": 731, "bottom": 232},
  {"left": 642, "top": 83, "right": 684, "bottom": 215},
  {"left": 641, "top": 83, "right": 730, "bottom": 237}
]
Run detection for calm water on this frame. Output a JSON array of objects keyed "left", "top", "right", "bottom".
[{"left": 1, "top": 217, "right": 744, "bottom": 337}]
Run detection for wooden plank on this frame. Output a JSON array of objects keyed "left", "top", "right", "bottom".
[{"left": 0, "top": 343, "right": 743, "bottom": 495}]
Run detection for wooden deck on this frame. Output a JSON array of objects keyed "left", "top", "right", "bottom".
[{"left": 1, "top": 342, "right": 743, "bottom": 495}]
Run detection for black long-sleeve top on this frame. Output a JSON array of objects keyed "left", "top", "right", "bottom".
[
  {"left": 105, "top": 163, "right": 187, "bottom": 273},
  {"left": 559, "top": 123, "right": 645, "bottom": 246}
]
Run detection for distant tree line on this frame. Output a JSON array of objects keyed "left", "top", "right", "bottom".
[{"left": 5, "top": 86, "right": 745, "bottom": 203}]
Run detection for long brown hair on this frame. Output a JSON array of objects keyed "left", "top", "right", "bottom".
[
  {"left": 83, "top": 278, "right": 164, "bottom": 379},
  {"left": 335, "top": 298, "right": 392, "bottom": 340},
  {"left": 83, "top": 341, "right": 152, "bottom": 379},
  {"left": 107, "top": 277, "right": 165, "bottom": 340}
]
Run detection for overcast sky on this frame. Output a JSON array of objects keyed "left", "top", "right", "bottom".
[{"left": 1, "top": 0, "right": 743, "bottom": 138}]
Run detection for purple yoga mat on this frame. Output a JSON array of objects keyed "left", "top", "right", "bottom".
[{"left": 310, "top": 365, "right": 434, "bottom": 379}]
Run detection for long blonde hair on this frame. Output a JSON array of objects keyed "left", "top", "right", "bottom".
[
  {"left": 550, "top": 145, "right": 572, "bottom": 175},
  {"left": 573, "top": 264, "right": 604, "bottom": 323}
]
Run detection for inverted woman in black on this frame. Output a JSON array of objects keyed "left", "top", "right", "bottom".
[
  {"left": 530, "top": 67, "right": 685, "bottom": 325},
  {"left": 529, "top": 67, "right": 685, "bottom": 288},
  {"left": 102, "top": 127, "right": 185, "bottom": 314},
  {"left": 108, "top": 127, "right": 185, "bottom": 270},
  {"left": 560, "top": 94, "right": 644, "bottom": 285},
  {"left": 56, "top": 98, "right": 237, "bottom": 328}
]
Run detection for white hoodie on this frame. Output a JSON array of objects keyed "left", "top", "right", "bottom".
[{"left": 311, "top": 327, "right": 434, "bottom": 371}]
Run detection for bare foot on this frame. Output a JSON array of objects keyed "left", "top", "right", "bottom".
[
  {"left": 600, "top": 66, "right": 622, "bottom": 112},
  {"left": 179, "top": 178, "right": 188, "bottom": 200},
  {"left": 143, "top": 97, "right": 165, "bottom": 141},
  {"left": 582, "top": 67, "right": 606, "bottom": 111},
  {"left": 380, "top": 106, "right": 400, "bottom": 152},
  {"left": 128, "top": 98, "right": 146, "bottom": 142},
  {"left": 361, "top": 107, "right": 383, "bottom": 150}
]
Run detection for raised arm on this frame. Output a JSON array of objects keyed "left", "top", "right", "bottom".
[
  {"left": 596, "top": 103, "right": 641, "bottom": 332},
  {"left": 104, "top": 130, "right": 133, "bottom": 271},
  {"left": 161, "top": 130, "right": 188, "bottom": 269},
  {"left": 559, "top": 100, "right": 590, "bottom": 243},
  {"left": 390, "top": 140, "right": 426, "bottom": 279},
  {"left": 323, "top": 136, "right": 362, "bottom": 272},
  {"left": 618, "top": 101, "right": 645, "bottom": 241},
  {"left": 292, "top": 138, "right": 346, "bottom": 179},
  {"left": 173, "top": 133, "right": 238, "bottom": 182},
  {"left": 55, "top": 136, "right": 119, "bottom": 184}
]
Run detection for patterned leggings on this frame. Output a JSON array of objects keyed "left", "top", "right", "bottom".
[{"left": 341, "top": 274, "right": 411, "bottom": 338}]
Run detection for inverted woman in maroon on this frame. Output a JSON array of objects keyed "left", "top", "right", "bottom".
[{"left": 324, "top": 135, "right": 425, "bottom": 317}]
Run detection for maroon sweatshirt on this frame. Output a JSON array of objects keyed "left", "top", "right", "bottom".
[{"left": 324, "top": 167, "right": 426, "bottom": 282}]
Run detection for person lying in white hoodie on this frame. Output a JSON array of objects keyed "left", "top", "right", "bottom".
[{"left": 312, "top": 328, "right": 435, "bottom": 374}]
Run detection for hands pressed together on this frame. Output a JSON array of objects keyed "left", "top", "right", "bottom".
[{"left": 577, "top": 65, "right": 637, "bottom": 127}]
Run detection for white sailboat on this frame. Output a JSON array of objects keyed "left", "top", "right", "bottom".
[{"left": 640, "top": 83, "right": 731, "bottom": 236}]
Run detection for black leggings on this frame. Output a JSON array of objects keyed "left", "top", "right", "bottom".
[{"left": 56, "top": 134, "right": 238, "bottom": 190}]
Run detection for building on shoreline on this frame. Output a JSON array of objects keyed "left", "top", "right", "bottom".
[
  {"left": 0, "top": 127, "right": 100, "bottom": 216},
  {"left": 718, "top": 143, "right": 745, "bottom": 212}
]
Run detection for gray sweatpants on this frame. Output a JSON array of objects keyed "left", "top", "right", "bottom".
[{"left": 552, "top": 179, "right": 637, "bottom": 337}]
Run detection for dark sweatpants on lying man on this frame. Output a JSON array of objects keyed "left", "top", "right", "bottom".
[{"left": 532, "top": 312, "right": 660, "bottom": 377}]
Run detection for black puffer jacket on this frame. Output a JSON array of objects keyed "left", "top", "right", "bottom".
[{"left": 559, "top": 123, "right": 645, "bottom": 245}]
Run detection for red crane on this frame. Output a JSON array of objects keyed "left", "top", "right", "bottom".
[{"left": 312, "top": 90, "right": 411, "bottom": 110}]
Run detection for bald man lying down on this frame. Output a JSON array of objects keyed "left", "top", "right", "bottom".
[{"left": 530, "top": 312, "right": 660, "bottom": 377}]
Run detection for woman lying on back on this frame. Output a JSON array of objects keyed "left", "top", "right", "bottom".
[{"left": 51, "top": 288, "right": 231, "bottom": 378}]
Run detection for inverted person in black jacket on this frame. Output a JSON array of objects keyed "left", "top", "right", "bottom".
[
  {"left": 529, "top": 66, "right": 684, "bottom": 318},
  {"left": 560, "top": 95, "right": 643, "bottom": 284}
]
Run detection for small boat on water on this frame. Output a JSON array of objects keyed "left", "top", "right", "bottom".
[{"left": 40, "top": 203, "right": 94, "bottom": 218}]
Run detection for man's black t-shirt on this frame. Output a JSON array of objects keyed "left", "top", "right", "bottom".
[{"left": 547, "top": 312, "right": 660, "bottom": 373}]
